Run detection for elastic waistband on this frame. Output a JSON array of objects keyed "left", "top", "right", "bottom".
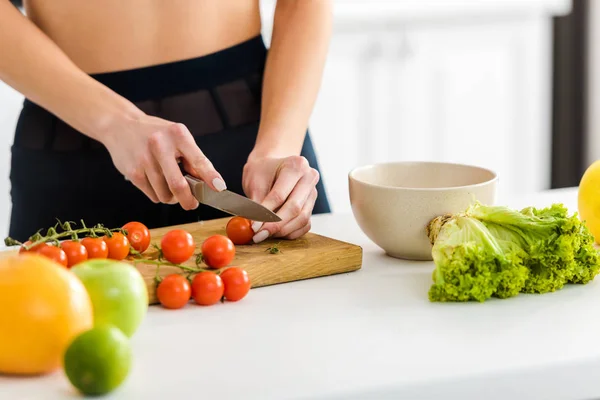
[{"left": 88, "top": 35, "right": 267, "bottom": 103}]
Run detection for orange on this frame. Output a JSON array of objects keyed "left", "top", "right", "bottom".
[{"left": 0, "top": 253, "right": 93, "bottom": 375}]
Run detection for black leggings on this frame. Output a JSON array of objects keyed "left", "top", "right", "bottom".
[{"left": 8, "top": 35, "right": 331, "bottom": 242}]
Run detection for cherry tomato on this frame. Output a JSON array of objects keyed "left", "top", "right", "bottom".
[
  {"left": 161, "top": 229, "right": 195, "bottom": 264},
  {"left": 18, "top": 240, "right": 49, "bottom": 254},
  {"left": 60, "top": 240, "right": 88, "bottom": 268},
  {"left": 220, "top": 267, "right": 251, "bottom": 302},
  {"left": 81, "top": 237, "right": 109, "bottom": 259},
  {"left": 122, "top": 221, "right": 151, "bottom": 253},
  {"left": 226, "top": 217, "right": 254, "bottom": 245},
  {"left": 156, "top": 274, "right": 191, "bottom": 309},
  {"left": 201, "top": 235, "right": 235, "bottom": 269},
  {"left": 36, "top": 245, "right": 68, "bottom": 267},
  {"left": 191, "top": 272, "right": 224, "bottom": 306},
  {"left": 103, "top": 232, "right": 130, "bottom": 260}
]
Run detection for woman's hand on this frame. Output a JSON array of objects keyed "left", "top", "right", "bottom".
[
  {"left": 101, "top": 113, "right": 227, "bottom": 210},
  {"left": 242, "top": 154, "right": 320, "bottom": 243}
]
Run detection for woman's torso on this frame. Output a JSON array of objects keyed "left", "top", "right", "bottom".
[{"left": 22, "top": 0, "right": 262, "bottom": 74}]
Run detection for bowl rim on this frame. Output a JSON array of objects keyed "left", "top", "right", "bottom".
[{"left": 348, "top": 161, "right": 498, "bottom": 191}]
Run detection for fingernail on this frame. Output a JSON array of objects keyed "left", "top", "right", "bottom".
[
  {"left": 251, "top": 221, "right": 263, "bottom": 233},
  {"left": 212, "top": 178, "right": 227, "bottom": 192},
  {"left": 193, "top": 200, "right": 200, "bottom": 210},
  {"left": 253, "top": 230, "right": 269, "bottom": 243}
]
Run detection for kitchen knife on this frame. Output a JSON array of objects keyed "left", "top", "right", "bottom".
[{"left": 184, "top": 174, "right": 281, "bottom": 222}]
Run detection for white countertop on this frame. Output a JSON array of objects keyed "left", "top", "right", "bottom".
[{"left": 3, "top": 187, "right": 600, "bottom": 400}]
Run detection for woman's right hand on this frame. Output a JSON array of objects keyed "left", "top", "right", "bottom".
[{"left": 100, "top": 113, "right": 227, "bottom": 210}]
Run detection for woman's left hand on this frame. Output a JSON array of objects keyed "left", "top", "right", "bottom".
[{"left": 242, "top": 154, "right": 320, "bottom": 243}]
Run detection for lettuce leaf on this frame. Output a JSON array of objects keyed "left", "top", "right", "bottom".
[{"left": 428, "top": 202, "right": 600, "bottom": 302}]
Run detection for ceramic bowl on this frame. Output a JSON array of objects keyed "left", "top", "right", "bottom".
[{"left": 348, "top": 161, "right": 498, "bottom": 261}]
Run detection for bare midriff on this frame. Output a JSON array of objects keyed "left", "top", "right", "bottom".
[{"left": 22, "top": 0, "right": 263, "bottom": 74}]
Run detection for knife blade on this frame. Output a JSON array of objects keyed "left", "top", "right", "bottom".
[{"left": 184, "top": 174, "right": 281, "bottom": 222}]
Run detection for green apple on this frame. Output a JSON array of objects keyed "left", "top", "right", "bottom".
[{"left": 71, "top": 259, "right": 148, "bottom": 337}]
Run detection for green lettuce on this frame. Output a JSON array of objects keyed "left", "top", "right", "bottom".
[
  {"left": 427, "top": 202, "right": 600, "bottom": 302},
  {"left": 429, "top": 215, "right": 528, "bottom": 302},
  {"left": 468, "top": 203, "right": 579, "bottom": 293}
]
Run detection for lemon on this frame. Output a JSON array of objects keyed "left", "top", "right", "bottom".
[
  {"left": 578, "top": 160, "right": 600, "bottom": 243},
  {"left": 63, "top": 325, "right": 132, "bottom": 396}
]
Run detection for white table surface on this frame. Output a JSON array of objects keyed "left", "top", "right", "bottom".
[{"left": 3, "top": 187, "right": 600, "bottom": 400}]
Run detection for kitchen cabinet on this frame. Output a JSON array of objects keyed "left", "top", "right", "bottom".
[{"left": 261, "top": 0, "right": 570, "bottom": 213}]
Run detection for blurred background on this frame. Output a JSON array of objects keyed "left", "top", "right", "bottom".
[{"left": 0, "top": 0, "right": 592, "bottom": 235}]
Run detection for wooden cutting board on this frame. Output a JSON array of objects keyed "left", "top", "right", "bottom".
[{"left": 129, "top": 218, "right": 363, "bottom": 304}]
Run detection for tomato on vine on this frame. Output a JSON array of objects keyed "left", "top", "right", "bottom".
[
  {"left": 36, "top": 245, "right": 68, "bottom": 267},
  {"left": 226, "top": 217, "right": 254, "bottom": 245},
  {"left": 201, "top": 235, "right": 235, "bottom": 269},
  {"left": 191, "top": 272, "right": 224, "bottom": 306},
  {"left": 103, "top": 232, "right": 130, "bottom": 260},
  {"left": 220, "top": 267, "right": 251, "bottom": 302},
  {"left": 156, "top": 274, "right": 191, "bottom": 309},
  {"left": 60, "top": 240, "right": 88, "bottom": 268},
  {"left": 81, "top": 237, "right": 109, "bottom": 259},
  {"left": 122, "top": 221, "right": 151, "bottom": 253},
  {"left": 161, "top": 229, "right": 195, "bottom": 264}
]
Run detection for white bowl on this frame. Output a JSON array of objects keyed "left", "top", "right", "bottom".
[{"left": 348, "top": 161, "right": 498, "bottom": 261}]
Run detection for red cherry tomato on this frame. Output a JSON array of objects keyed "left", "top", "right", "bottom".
[
  {"left": 18, "top": 240, "right": 49, "bottom": 254},
  {"left": 81, "top": 237, "right": 109, "bottom": 259},
  {"left": 60, "top": 240, "right": 88, "bottom": 268},
  {"left": 161, "top": 229, "right": 195, "bottom": 264},
  {"left": 122, "top": 221, "right": 151, "bottom": 253},
  {"left": 103, "top": 232, "right": 130, "bottom": 260},
  {"left": 191, "top": 272, "right": 224, "bottom": 306},
  {"left": 36, "top": 245, "right": 68, "bottom": 267},
  {"left": 201, "top": 235, "right": 235, "bottom": 269},
  {"left": 220, "top": 267, "right": 251, "bottom": 302},
  {"left": 226, "top": 217, "right": 254, "bottom": 245},
  {"left": 156, "top": 274, "right": 191, "bottom": 309}
]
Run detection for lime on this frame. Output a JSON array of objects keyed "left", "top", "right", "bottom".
[{"left": 63, "top": 325, "right": 132, "bottom": 396}]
